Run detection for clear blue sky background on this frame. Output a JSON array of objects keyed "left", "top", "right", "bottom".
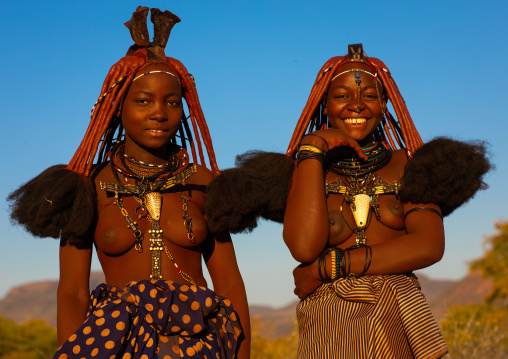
[{"left": 1, "top": 0, "right": 507, "bottom": 307}]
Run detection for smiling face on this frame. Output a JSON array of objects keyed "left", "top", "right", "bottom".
[
  {"left": 324, "top": 62, "right": 385, "bottom": 144},
  {"left": 121, "top": 63, "right": 183, "bottom": 163}
]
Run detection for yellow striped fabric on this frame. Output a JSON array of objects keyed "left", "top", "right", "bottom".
[{"left": 297, "top": 274, "right": 448, "bottom": 359}]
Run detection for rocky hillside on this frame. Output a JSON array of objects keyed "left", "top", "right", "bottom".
[
  {"left": 0, "top": 272, "right": 105, "bottom": 327},
  {"left": 0, "top": 271, "right": 491, "bottom": 338},
  {"left": 426, "top": 270, "right": 492, "bottom": 322}
]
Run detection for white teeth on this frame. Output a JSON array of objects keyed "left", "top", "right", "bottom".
[
  {"left": 344, "top": 118, "right": 367, "bottom": 124},
  {"left": 148, "top": 129, "right": 164, "bottom": 132}
]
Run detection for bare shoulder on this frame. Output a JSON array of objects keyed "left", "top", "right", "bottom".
[
  {"left": 92, "top": 164, "right": 116, "bottom": 188},
  {"left": 392, "top": 149, "right": 409, "bottom": 178},
  {"left": 187, "top": 164, "right": 213, "bottom": 186},
  {"left": 377, "top": 149, "right": 408, "bottom": 182}
]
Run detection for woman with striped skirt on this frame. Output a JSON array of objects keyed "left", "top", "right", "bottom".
[{"left": 283, "top": 44, "right": 490, "bottom": 359}]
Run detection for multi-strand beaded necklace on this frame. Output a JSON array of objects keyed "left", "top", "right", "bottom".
[
  {"left": 325, "top": 141, "right": 401, "bottom": 246},
  {"left": 100, "top": 142, "right": 196, "bottom": 285}
]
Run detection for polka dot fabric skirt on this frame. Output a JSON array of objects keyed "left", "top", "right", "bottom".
[{"left": 54, "top": 280, "right": 242, "bottom": 359}]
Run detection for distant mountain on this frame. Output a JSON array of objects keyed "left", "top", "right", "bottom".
[
  {"left": 250, "top": 300, "right": 299, "bottom": 338},
  {"left": 0, "top": 272, "right": 105, "bottom": 327},
  {"left": 0, "top": 271, "right": 492, "bottom": 338},
  {"left": 425, "top": 270, "right": 492, "bottom": 321}
]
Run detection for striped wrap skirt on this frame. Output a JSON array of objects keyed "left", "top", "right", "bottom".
[
  {"left": 297, "top": 274, "right": 448, "bottom": 359},
  {"left": 54, "top": 280, "right": 241, "bottom": 359}
]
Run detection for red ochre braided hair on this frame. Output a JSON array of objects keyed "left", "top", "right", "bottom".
[
  {"left": 287, "top": 43, "right": 423, "bottom": 158},
  {"left": 68, "top": 6, "right": 218, "bottom": 176}
]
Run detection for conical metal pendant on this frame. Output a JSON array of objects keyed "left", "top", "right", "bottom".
[
  {"left": 352, "top": 194, "right": 370, "bottom": 228},
  {"left": 145, "top": 192, "right": 162, "bottom": 221}
]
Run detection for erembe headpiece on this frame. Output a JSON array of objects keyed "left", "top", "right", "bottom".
[
  {"left": 67, "top": 6, "right": 218, "bottom": 176},
  {"left": 287, "top": 43, "right": 423, "bottom": 158}
]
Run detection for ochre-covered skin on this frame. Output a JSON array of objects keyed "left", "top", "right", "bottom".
[
  {"left": 284, "top": 45, "right": 449, "bottom": 358},
  {"left": 45, "top": 7, "right": 250, "bottom": 357},
  {"left": 284, "top": 51, "right": 444, "bottom": 297}
]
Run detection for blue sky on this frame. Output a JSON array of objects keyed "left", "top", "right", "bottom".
[{"left": 1, "top": 0, "right": 507, "bottom": 307}]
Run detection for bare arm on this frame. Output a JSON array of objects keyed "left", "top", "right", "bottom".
[
  {"left": 293, "top": 202, "right": 445, "bottom": 299},
  {"left": 57, "top": 241, "right": 92, "bottom": 346},
  {"left": 283, "top": 130, "right": 366, "bottom": 263},
  {"left": 203, "top": 232, "right": 250, "bottom": 359}
]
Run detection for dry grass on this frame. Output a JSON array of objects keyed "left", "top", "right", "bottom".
[{"left": 440, "top": 304, "right": 508, "bottom": 359}]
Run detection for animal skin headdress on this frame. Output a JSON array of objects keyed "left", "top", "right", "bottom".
[
  {"left": 67, "top": 6, "right": 218, "bottom": 176},
  {"left": 287, "top": 43, "right": 423, "bottom": 158}
]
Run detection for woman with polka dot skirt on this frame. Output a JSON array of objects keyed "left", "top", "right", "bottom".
[{"left": 8, "top": 7, "right": 249, "bottom": 359}]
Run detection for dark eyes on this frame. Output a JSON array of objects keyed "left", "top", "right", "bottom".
[
  {"left": 333, "top": 94, "right": 349, "bottom": 99},
  {"left": 136, "top": 99, "right": 149, "bottom": 105},
  {"left": 363, "top": 93, "right": 378, "bottom": 100},
  {"left": 331, "top": 93, "right": 378, "bottom": 100},
  {"left": 167, "top": 100, "right": 182, "bottom": 107},
  {"left": 134, "top": 99, "right": 181, "bottom": 107}
]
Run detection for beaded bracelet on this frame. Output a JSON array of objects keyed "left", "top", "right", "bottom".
[
  {"left": 360, "top": 245, "right": 372, "bottom": 276},
  {"left": 298, "top": 144, "right": 324, "bottom": 154},
  {"left": 322, "top": 245, "right": 371, "bottom": 282},
  {"left": 334, "top": 247, "right": 345, "bottom": 279},
  {"left": 296, "top": 151, "right": 325, "bottom": 166},
  {"left": 318, "top": 248, "right": 332, "bottom": 282},
  {"left": 345, "top": 249, "right": 352, "bottom": 277},
  {"left": 331, "top": 250, "right": 337, "bottom": 280},
  {"left": 404, "top": 207, "right": 443, "bottom": 222},
  {"left": 341, "top": 245, "right": 372, "bottom": 278},
  {"left": 303, "top": 133, "right": 329, "bottom": 152}
]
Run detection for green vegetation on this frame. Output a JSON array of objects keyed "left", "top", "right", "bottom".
[
  {"left": 441, "top": 304, "right": 508, "bottom": 358},
  {"left": 0, "top": 316, "right": 57, "bottom": 359},
  {"left": 471, "top": 220, "right": 508, "bottom": 303},
  {"left": 440, "top": 219, "right": 508, "bottom": 358},
  {"left": 250, "top": 316, "right": 298, "bottom": 359}
]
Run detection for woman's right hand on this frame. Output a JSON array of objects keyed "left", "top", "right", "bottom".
[
  {"left": 293, "top": 260, "right": 323, "bottom": 300},
  {"left": 301, "top": 129, "right": 367, "bottom": 160}
]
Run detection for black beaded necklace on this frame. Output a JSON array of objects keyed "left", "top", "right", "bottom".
[
  {"left": 326, "top": 141, "right": 392, "bottom": 177},
  {"left": 325, "top": 141, "right": 394, "bottom": 247}
]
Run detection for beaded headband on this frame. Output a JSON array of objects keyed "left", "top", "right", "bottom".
[
  {"left": 133, "top": 70, "right": 181, "bottom": 83},
  {"left": 90, "top": 70, "right": 188, "bottom": 116},
  {"left": 331, "top": 68, "right": 379, "bottom": 83}
]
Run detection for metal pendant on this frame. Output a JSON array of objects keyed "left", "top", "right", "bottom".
[
  {"left": 145, "top": 192, "right": 162, "bottom": 221},
  {"left": 352, "top": 193, "right": 371, "bottom": 229}
]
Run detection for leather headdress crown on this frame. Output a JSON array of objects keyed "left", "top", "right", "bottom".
[
  {"left": 124, "top": 6, "right": 181, "bottom": 62},
  {"left": 348, "top": 43, "right": 364, "bottom": 62}
]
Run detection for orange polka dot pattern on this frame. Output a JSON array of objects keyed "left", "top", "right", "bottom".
[{"left": 54, "top": 280, "right": 241, "bottom": 359}]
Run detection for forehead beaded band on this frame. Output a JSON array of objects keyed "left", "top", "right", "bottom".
[
  {"left": 90, "top": 70, "right": 193, "bottom": 117},
  {"left": 331, "top": 68, "right": 384, "bottom": 114},
  {"left": 132, "top": 70, "right": 181, "bottom": 83},
  {"left": 331, "top": 68, "right": 379, "bottom": 83}
]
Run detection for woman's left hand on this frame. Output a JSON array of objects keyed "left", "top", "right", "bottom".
[{"left": 293, "top": 260, "right": 322, "bottom": 299}]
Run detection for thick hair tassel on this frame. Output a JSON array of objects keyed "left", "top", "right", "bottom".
[
  {"left": 124, "top": 6, "right": 150, "bottom": 49},
  {"left": 151, "top": 8, "right": 181, "bottom": 50}
]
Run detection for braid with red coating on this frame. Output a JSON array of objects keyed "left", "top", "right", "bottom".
[
  {"left": 367, "top": 57, "right": 423, "bottom": 155},
  {"left": 287, "top": 56, "right": 346, "bottom": 156},
  {"left": 68, "top": 57, "right": 145, "bottom": 175},
  {"left": 168, "top": 57, "right": 219, "bottom": 174}
]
